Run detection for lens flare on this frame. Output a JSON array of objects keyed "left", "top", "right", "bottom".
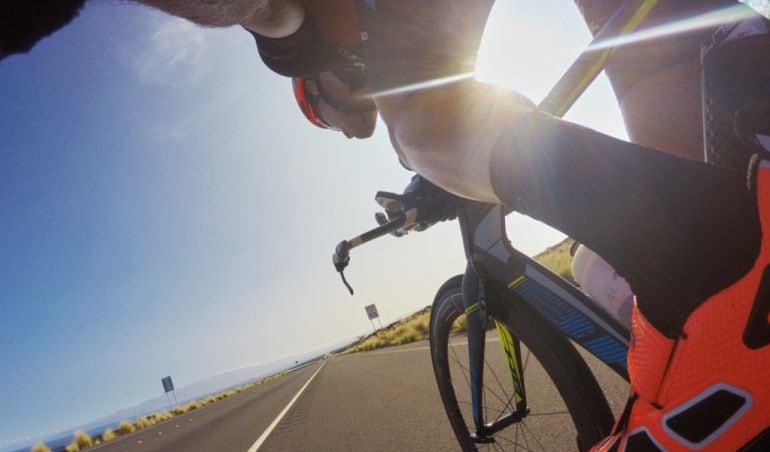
[
  {"left": 370, "top": 73, "right": 475, "bottom": 98},
  {"left": 588, "top": 4, "right": 758, "bottom": 52}
]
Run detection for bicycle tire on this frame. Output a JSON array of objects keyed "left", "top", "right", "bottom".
[{"left": 429, "top": 275, "right": 615, "bottom": 451}]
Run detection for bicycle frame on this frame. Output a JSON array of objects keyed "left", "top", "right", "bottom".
[{"left": 455, "top": 200, "right": 630, "bottom": 437}]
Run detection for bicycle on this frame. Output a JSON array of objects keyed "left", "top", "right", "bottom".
[{"left": 333, "top": 176, "right": 630, "bottom": 451}]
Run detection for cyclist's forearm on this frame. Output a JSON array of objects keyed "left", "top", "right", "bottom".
[
  {"left": 380, "top": 80, "right": 534, "bottom": 204},
  {"left": 136, "top": 0, "right": 304, "bottom": 37}
]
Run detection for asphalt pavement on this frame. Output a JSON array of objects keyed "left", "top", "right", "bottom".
[{"left": 94, "top": 339, "right": 629, "bottom": 451}]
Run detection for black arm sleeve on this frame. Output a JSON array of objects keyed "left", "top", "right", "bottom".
[
  {"left": 0, "top": 0, "right": 86, "bottom": 61},
  {"left": 249, "top": 17, "right": 334, "bottom": 77}
]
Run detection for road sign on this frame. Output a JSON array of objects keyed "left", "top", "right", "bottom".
[
  {"left": 162, "top": 376, "right": 174, "bottom": 393},
  {"left": 364, "top": 304, "right": 379, "bottom": 320}
]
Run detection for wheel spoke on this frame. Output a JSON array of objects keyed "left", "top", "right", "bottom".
[
  {"left": 495, "top": 386, "right": 520, "bottom": 424},
  {"left": 515, "top": 423, "right": 520, "bottom": 452},
  {"left": 520, "top": 421, "right": 547, "bottom": 451},
  {"left": 485, "top": 357, "right": 512, "bottom": 408},
  {"left": 521, "top": 422, "right": 531, "bottom": 450},
  {"left": 450, "top": 342, "right": 473, "bottom": 391},
  {"left": 449, "top": 353, "right": 513, "bottom": 410},
  {"left": 495, "top": 433, "right": 534, "bottom": 451}
]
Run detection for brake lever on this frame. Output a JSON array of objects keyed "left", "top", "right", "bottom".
[
  {"left": 333, "top": 240, "right": 354, "bottom": 295},
  {"left": 332, "top": 210, "right": 413, "bottom": 296}
]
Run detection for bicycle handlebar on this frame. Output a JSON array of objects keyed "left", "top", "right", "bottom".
[{"left": 332, "top": 209, "right": 418, "bottom": 294}]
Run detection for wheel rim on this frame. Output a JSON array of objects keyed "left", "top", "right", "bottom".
[{"left": 439, "top": 294, "right": 581, "bottom": 451}]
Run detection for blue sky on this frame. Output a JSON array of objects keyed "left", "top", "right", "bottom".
[{"left": 0, "top": 1, "right": 626, "bottom": 447}]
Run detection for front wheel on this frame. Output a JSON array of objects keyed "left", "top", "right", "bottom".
[{"left": 429, "top": 275, "right": 615, "bottom": 451}]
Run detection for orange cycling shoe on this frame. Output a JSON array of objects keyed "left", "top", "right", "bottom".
[{"left": 594, "top": 156, "right": 770, "bottom": 451}]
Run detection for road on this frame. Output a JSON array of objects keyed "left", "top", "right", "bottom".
[{"left": 95, "top": 339, "right": 628, "bottom": 451}]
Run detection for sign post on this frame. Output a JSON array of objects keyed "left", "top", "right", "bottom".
[
  {"left": 161, "top": 376, "right": 178, "bottom": 413},
  {"left": 364, "top": 303, "right": 382, "bottom": 331}
]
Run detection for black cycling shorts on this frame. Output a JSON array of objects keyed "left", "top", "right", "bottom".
[{"left": 576, "top": 0, "right": 739, "bottom": 99}]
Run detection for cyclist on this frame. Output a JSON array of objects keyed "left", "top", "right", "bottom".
[{"left": 248, "top": 1, "right": 770, "bottom": 448}]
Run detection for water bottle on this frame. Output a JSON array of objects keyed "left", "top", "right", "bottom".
[{"left": 571, "top": 244, "right": 633, "bottom": 330}]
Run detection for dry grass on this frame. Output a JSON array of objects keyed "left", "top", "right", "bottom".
[
  {"left": 344, "top": 307, "right": 431, "bottom": 353},
  {"left": 63, "top": 430, "right": 93, "bottom": 452},
  {"left": 74, "top": 431, "right": 93, "bottom": 449},
  {"left": 136, "top": 411, "right": 172, "bottom": 428},
  {"left": 118, "top": 419, "right": 135, "bottom": 435},
  {"left": 533, "top": 238, "right": 575, "bottom": 283},
  {"left": 153, "top": 411, "right": 174, "bottom": 422},
  {"left": 101, "top": 428, "right": 117, "bottom": 442},
  {"left": 136, "top": 416, "right": 151, "bottom": 429},
  {"left": 175, "top": 400, "right": 201, "bottom": 415},
  {"left": 31, "top": 443, "right": 51, "bottom": 452},
  {"left": 450, "top": 313, "right": 467, "bottom": 334}
]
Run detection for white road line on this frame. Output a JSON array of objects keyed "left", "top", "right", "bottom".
[{"left": 247, "top": 361, "right": 326, "bottom": 452}]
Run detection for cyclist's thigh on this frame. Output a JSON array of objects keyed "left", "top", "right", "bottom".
[
  {"left": 576, "top": 0, "right": 736, "bottom": 160},
  {"left": 618, "top": 61, "right": 704, "bottom": 159}
]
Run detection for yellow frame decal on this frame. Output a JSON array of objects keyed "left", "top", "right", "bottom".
[{"left": 495, "top": 320, "right": 524, "bottom": 404}]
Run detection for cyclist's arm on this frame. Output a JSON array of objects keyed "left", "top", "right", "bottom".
[
  {"left": 379, "top": 79, "right": 534, "bottom": 204},
  {"left": 358, "top": 0, "right": 525, "bottom": 203}
]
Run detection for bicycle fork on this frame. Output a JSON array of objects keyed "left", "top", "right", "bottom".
[{"left": 463, "top": 267, "right": 530, "bottom": 443}]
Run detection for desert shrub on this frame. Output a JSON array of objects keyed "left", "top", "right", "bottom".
[
  {"left": 102, "top": 428, "right": 117, "bottom": 442},
  {"left": 392, "top": 328, "right": 420, "bottom": 345},
  {"left": 176, "top": 401, "right": 200, "bottom": 414},
  {"left": 74, "top": 431, "right": 93, "bottom": 449},
  {"left": 534, "top": 238, "right": 576, "bottom": 283},
  {"left": 31, "top": 443, "right": 51, "bottom": 452},
  {"left": 451, "top": 314, "right": 467, "bottom": 334},
  {"left": 154, "top": 411, "right": 173, "bottom": 422},
  {"left": 413, "top": 318, "right": 429, "bottom": 336},
  {"left": 64, "top": 444, "right": 79, "bottom": 452},
  {"left": 136, "top": 416, "right": 154, "bottom": 429},
  {"left": 118, "top": 419, "right": 136, "bottom": 434}
]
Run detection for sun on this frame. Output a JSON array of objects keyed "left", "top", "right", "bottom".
[{"left": 476, "top": 2, "right": 590, "bottom": 105}]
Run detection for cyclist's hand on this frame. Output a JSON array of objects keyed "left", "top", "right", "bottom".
[{"left": 375, "top": 175, "right": 459, "bottom": 236}]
